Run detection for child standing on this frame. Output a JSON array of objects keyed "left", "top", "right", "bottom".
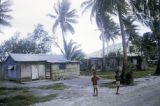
[
  {"left": 91, "top": 71, "right": 100, "bottom": 96},
  {"left": 115, "top": 70, "right": 121, "bottom": 94}
]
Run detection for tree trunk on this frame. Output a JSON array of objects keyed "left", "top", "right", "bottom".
[
  {"left": 154, "top": 3, "right": 160, "bottom": 75},
  {"left": 61, "top": 31, "right": 67, "bottom": 59},
  {"left": 137, "top": 56, "right": 142, "bottom": 70},
  {"left": 117, "top": 5, "right": 128, "bottom": 83},
  {"left": 155, "top": 40, "right": 160, "bottom": 75},
  {"left": 155, "top": 58, "right": 160, "bottom": 75},
  {"left": 102, "top": 33, "right": 106, "bottom": 71}
]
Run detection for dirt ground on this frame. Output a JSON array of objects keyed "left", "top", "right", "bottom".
[
  {"left": 1, "top": 76, "right": 160, "bottom": 106},
  {"left": 34, "top": 76, "right": 160, "bottom": 106}
]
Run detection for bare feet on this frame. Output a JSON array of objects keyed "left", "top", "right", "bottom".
[
  {"left": 116, "top": 93, "right": 120, "bottom": 95},
  {"left": 93, "top": 94, "right": 98, "bottom": 96}
]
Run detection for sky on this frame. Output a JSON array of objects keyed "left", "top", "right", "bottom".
[{"left": 0, "top": 0, "right": 150, "bottom": 55}]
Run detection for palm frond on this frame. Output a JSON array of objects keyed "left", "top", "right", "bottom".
[
  {"left": 0, "top": 0, "right": 12, "bottom": 8},
  {"left": 53, "top": 3, "right": 59, "bottom": 14},
  {"left": 60, "top": 0, "right": 70, "bottom": 14},
  {"left": 66, "top": 18, "right": 78, "bottom": 24},
  {"left": 81, "top": 0, "right": 93, "bottom": 14},
  {"left": 0, "top": 0, "right": 12, "bottom": 28},
  {"left": 90, "top": 1, "right": 98, "bottom": 21},
  {"left": 61, "top": 40, "right": 84, "bottom": 60},
  {"left": 80, "top": 0, "right": 93, "bottom": 8},
  {"left": 0, "top": 8, "right": 12, "bottom": 13},
  {"left": 52, "top": 20, "right": 59, "bottom": 33},
  {"left": 65, "top": 22, "right": 75, "bottom": 34},
  {"left": 48, "top": 0, "right": 78, "bottom": 35},
  {"left": 66, "top": 9, "right": 79, "bottom": 18},
  {"left": 47, "top": 14, "right": 57, "bottom": 18},
  {"left": 0, "top": 19, "right": 11, "bottom": 26}
]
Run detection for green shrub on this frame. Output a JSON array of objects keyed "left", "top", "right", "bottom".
[{"left": 125, "top": 71, "right": 133, "bottom": 85}]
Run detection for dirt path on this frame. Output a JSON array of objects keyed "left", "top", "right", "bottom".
[
  {"left": 34, "top": 76, "right": 160, "bottom": 106},
  {"left": 118, "top": 83, "right": 160, "bottom": 106}
]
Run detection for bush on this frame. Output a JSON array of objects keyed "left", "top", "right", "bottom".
[{"left": 125, "top": 71, "right": 133, "bottom": 85}]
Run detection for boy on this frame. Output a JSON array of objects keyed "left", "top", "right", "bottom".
[
  {"left": 115, "top": 70, "right": 121, "bottom": 94},
  {"left": 91, "top": 71, "right": 100, "bottom": 96}
]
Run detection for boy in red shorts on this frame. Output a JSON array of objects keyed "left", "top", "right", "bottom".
[{"left": 91, "top": 71, "right": 100, "bottom": 96}]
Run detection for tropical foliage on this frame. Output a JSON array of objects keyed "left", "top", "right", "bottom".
[
  {"left": 81, "top": 0, "right": 120, "bottom": 70},
  {"left": 142, "top": 32, "right": 157, "bottom": 59},
  {"left": 0, "top": 0, "right": 12, "bottom": 33},
  {"left": 123, "top": 16, "right": 139, "bottom": 46},
  {"left": 48, "top": 0, "right": 84, "bottom": 60},
  {"left": 0, "top": 25, "right": 53, "bottom": 61},
  {"left": 81, "top": 0, "right": 135, "bottom": 84},
  {"left": 28, "top": 24, "right": 53, "bottom": 54},
  {"left": 54, "top": 39, "right": 85, "bottom": 60},
  {"left": 48, "top": 0, "right": 78, "bottom": 40},
  {"left": 130, "top": 0, "right": 160, "bottom": 75}
]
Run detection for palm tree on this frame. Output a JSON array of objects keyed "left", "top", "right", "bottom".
[
  {"left": 81, "top": 0, "right": 132, "bottom": 83},
  {"left": 48, "top": 0, "right": 78, "bottom": 50},
  {"left": 123, "top": 16, "right": 139, "bottom": 46},
  {"left": 54, "top": 39, "right": 85, "bottom": 60},
  {"left": 98, "top": 26, "right": 119, "bottom": 70},
  {"left": 81, "top": 1, "right": 119, "bottom": 71},
  {"left": 0, "top": 0, "right": 12, "bottom": 33},
  {"left": 130, "top": 0, "right": 160, "bottom": 75},
  {"left": 142, "top": 32, "right": 156, "bottom": 58}
]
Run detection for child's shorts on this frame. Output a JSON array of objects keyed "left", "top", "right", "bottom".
[
  {"left": 116, "top": 81, "right": 120, "bottom": 86},
  {"left": 93, "top": 85, "right": 98, "bottom": 88}
]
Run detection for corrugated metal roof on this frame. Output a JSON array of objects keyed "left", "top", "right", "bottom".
[{"left": 9, "top": 53, "right": 70, "bottom": 63}]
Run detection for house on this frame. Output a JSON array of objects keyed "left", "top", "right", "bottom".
[
  {"left": 4, "top": 53, "right": 80, "bottom": 82},
  {"left": 81, "top": 56, "right": 142, "bottom": 71},
  {"left": 81, "top": 43, "right": 143, "bottom": 71}
]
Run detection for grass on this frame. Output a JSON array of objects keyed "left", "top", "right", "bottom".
[
  {"left": 100, "top": 82, "right": 116, "bottom": 88},
  {"left": 37, "top": 94, "right": 57, "bottom": 102},
  {"left": 0, "top": 93, "right": 57, "bottom": 106},
  {"left": 98, "top": 71, "right": 115, "bottom": 79},
  {"left": 100, "top": 81, "right": 136, "bottom": 88},
  {"left": 0, "top": 87, "right": 57, "bottom": 106},
  {"left": 80, "top": 70, "right": 115, "bottom": 79},
  {"left": 0, "top": 87, "right": 28, "bottom": 95},
  {"left": 39, "top": 83, "right": 69, "bottom": 90},
  {"left": 133, "top": 67, "right": 155, "bottom": 78},
  {"left": 0, "top": 94, "right": 37, "bottom": 106},
  {"left": 80, "top": 67, "right": 155, "bottom": 79}
]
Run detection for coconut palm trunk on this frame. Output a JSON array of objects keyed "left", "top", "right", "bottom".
[
  {"left": 117, "top": 4, "right": 128, "bottom": 83},
  {"left": 154, "top": 8, "right": 160, "bottom": 75},
  {"left": 155, "top": 40, "right": 160, "bottom": 75},
  {"left": 102, "top": 33, "right": 106, "bottom": 71},
  {"left": 61, "top": 31, "right": 68, "bottom": 58}
]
